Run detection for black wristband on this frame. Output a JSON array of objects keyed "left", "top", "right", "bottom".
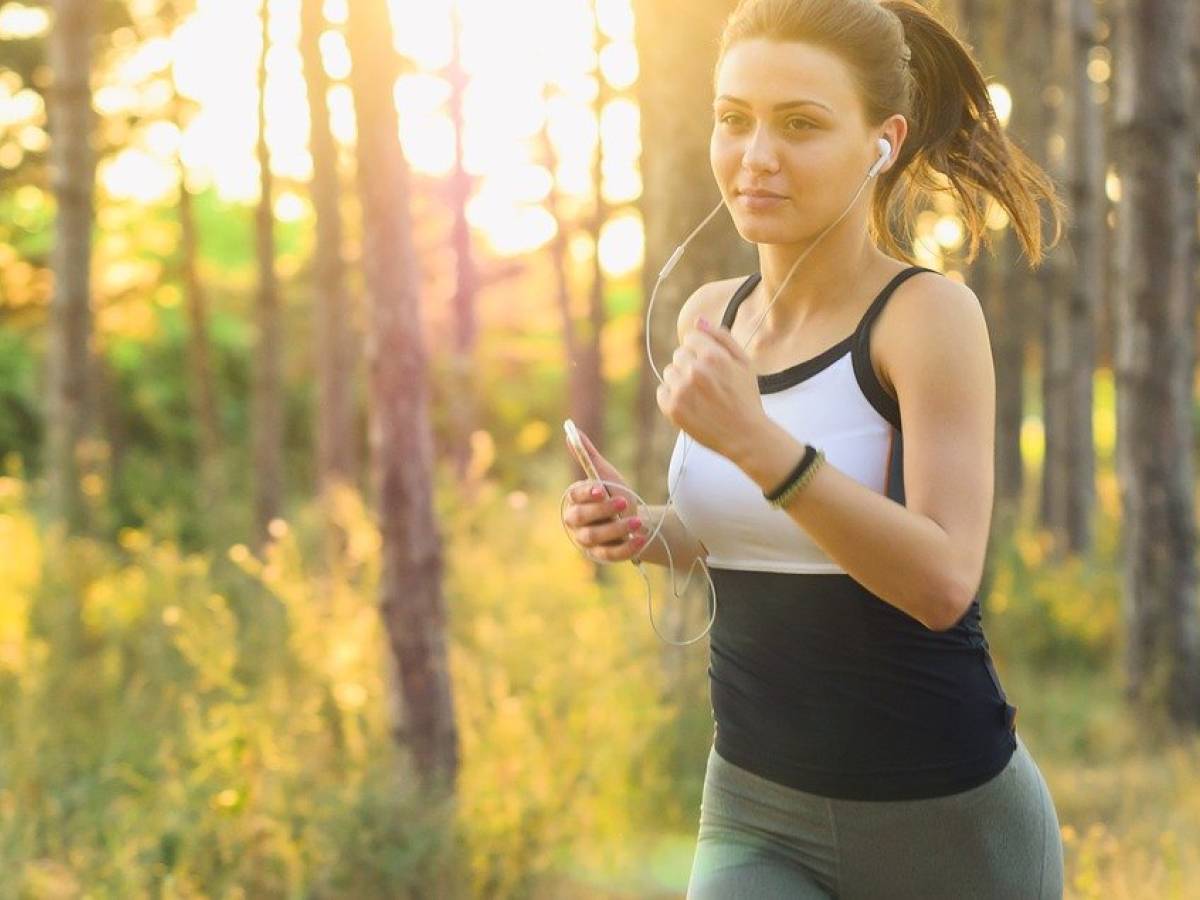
[{"left": 763, "top": 444, "right": 817, "bottom": 502}]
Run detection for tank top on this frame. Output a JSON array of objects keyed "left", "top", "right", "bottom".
[{"left": 667, "top": 265, "right": 1018, "bottom": 801}]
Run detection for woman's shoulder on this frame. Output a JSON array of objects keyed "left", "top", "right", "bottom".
[
  {"left": 675, "top": 274, "right": 755, "bottom": 344},
  {"left": 872, "top": 266, "right": 985, "bottom": 401}
]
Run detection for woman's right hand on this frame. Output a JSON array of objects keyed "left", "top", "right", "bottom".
[{"left": 563, "top": 428, "right": 650, "bottom": 563}]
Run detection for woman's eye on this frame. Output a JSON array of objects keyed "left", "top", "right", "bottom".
[
  {"left": 718, "top": 114, "right": 743, "bottom": 126},
  {"left": 787, "top": 118, "right": 814, "bottom": 131}
]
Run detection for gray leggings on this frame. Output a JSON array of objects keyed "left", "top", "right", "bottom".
[{"left": 687, "top": 732, "right": 1064, "bottom": 899}]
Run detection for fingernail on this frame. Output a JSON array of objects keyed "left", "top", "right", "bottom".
[
  {"left": 628, "top": 517, "right": 642, "bottom": 530},
  {"left": 613, "top": 497, "right": 628, "bottom": 511},
  {"left": 591, "top": 486, "right": 603, "bottom": 498}
]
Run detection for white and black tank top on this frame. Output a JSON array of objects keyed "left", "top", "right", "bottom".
[{"left": 667, "top": 265, "right": 1019, "bottom": 801}]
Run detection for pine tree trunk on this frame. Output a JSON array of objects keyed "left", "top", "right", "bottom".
[
  {"left": 253, "top": 0, "right": 284, "bottom": 547},
  {"left": 300, "top": 0, "right": 356, "bottom": 559},
  {"left": 1058, "top": 0, "right": 1104, "bottom": 556},
  {"left": 446, "top": 0, "right": 479, "bottom": 483},
  {"left": 45, "top": 0, "right": 95, "bottom": 534},
  {"left": 579, "top": 0, "right": 610, "bottom": 458},
  {"left": 346, "top": 0, "right": 460, "bottom": 789},
  {"left": 178, "top": 163, "right": 224, "bottom": 527},
  {"left": 1111, "top": 0, "right": 1200, "bottom": 730}
]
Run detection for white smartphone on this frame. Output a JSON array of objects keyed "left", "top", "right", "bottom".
[{"left": 563, "top": 418, "right": 609, "bottom": 496}]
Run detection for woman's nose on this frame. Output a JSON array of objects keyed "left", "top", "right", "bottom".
[{"left": 741, "top": 126, "right": 780, "bottom": 174}]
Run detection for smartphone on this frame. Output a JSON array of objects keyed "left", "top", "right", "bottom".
[{"left": 563, "top": 418, "right": 610, "bottom": 497}]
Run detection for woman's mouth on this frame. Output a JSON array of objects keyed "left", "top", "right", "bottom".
[{"left": 737, "top": 190, "right": 788, "bottom": 210}]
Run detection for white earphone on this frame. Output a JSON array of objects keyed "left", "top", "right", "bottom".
[
  {"left": 868, "top": 136, "right": 893, "bottom": 178},
  {"left": 562, "top": 132, "right": 898, "bottom": 645}
]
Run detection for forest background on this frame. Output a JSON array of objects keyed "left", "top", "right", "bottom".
[{"left": 1, "top": 0, "right": 1198, "bottom": 897}]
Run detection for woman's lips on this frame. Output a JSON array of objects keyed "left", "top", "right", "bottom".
[{"left": 737, "top": 191, "right": 788, "bottom": 210}]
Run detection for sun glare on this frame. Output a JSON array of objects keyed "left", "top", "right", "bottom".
[{"left": 89, "top": 0, "right": 639, "bottom": 268}]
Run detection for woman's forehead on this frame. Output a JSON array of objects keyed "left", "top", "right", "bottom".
[{"left": 715, "top": 39, "right": 856, "bottom": 115}]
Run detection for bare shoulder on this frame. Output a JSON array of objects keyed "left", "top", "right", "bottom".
[
  {"left": 676, "top": 276, "right": 749, "bottom": 344},
  {"left": 872, "top": 270, "right": 990, "bottom": 401}
]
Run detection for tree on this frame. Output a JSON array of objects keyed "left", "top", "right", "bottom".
[
  {"left": 300, "top": 0, "right": 357, "bottom": 555},
  {"left": 253, "top": 0, "right": 284, "bottom": 547},
  {"left": 45, "top": 0, "right": 97, "bottom": 533},
  {"left": 444, "top": 0, "right": 480, "bottom": 481},
  {"left": 1111, "top": 0, "right": 1200, "bottom": 729},
  {"left": 1042, "top": 0, "right": 1103, "bottom": 558},
  {"left": 345, "top": 0, "right": 460, "bottom": 789}
]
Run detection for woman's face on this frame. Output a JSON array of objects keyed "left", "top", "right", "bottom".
[{"left": 711, "top": 38, "right": 883, "bottom": 244}]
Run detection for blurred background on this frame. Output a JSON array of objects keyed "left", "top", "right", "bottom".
[{"left": 1, "top": 0, "right": 1198, "bottom": 896}]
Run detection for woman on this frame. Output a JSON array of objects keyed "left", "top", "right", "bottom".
[{"left": 562, "top": 0, "right": 1067, "bottom": 896}]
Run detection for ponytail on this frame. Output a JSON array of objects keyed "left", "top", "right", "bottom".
[{"left": 878, "top": 0, "right": 1065, "bottom": 266}]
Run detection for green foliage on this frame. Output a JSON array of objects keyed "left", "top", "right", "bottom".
[
  {"left": 0, "top": 479, "right": 468, "bottom": 898},
  {"left": 439, "top": 462, "right": 681, "bottom": 898},
  {"left": 0, "top": 332, "right": 41, "bottom": 469}
]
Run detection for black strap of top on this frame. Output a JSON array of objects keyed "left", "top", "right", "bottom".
[{"left": 720, "top": 265, "right": 938, "bottom": 334}]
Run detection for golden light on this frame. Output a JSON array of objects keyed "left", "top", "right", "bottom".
[
  {"left": 595, "top": 0, "right": 634, "bottom": 40},
  {"left": 318, "top": 30, "right": 351, "bottom": 80},
  {"left": 987, "top": 83, "right": 1012, "bottom": 129},
  {"left": 389, "top": 0, "right": 454, "bottom": 70},
  {"left": 394, "top": 74, "right": 455, "bottom": 176},
  {"left": 1105, "top": 166, "right": 1121, "bottom": 203},
  {"left": 1087, "top": 60, "right": 1111, "bottom": 84},
  {"left": 598, "top": 211, "right": 643, "bottom": 276},
  {"left": 326, "top": 84, "right": 357, "bottom": 144},
  {"left": 1087, "top": 46, "right": 1112, "bottom": 84},
  {"left": 933, "top": 215, "right": 965, "bottom": 250},
  {"left": 599, "top": 42, "right": 639, "bottom": 90},
  {"left": 79, "top": 0, "right": 644, "bottom": 259},
  {"left": 274, "top": 190, "right": 309, "bottom": 222},
  {"left": 143, "top": 121, "right": 182, "bottom": 157},
  {"left": 985, "top": 198, "right": 1010, "bottom": 231},
  {"left": 1048, "top": 134, "right": 1066, "bottom": 170},
  {"left": 100, "top": 148, "right": 178, "bottom": 203},
  {"left": 0, "top": 3, "right": 50, "bottom": 40},
  {"left": 322, "top": 0, "right": 348, "bottom": 25},
  {"left": 0, "top": 86, "right": 43, "bottom": 127}
]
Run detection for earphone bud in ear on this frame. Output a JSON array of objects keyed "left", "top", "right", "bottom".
[{"left": 867, "top": 137, "right": 893, "bottom": 178}]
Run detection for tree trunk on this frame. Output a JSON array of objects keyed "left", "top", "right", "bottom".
[
  {"left": 45, "top": 0, "right": 96, "bottom": 534},
  {"left": 446, "top": 0, "right": 480, "bottom": 482},
  {"left": 536, "top": 88, "right": 588, "bottom": 470},
  {"left": 346, "top": 0, "right": 460, "bottom": 790},
  {"left": 178, "top": 160, "right": 225, "bottom": 528},
  {"left": 165, "top": 4, "right": 224, "bottom": 539},
  {"left": 1040, "top": 0, "right": 1102, "bottom": 560},
  {"left": 1111, "top": 0, "right": 1200, "bottom": 731},
  {"left": 960, "top": 0, "right": 1024, "bottom": 589},
  {"left": 579, "top": 0, "right": 610, "bottom": 457},
  {"left": 253, "top": 0, "right": 284, "bottom": 547},
  {"left": 631, "top": 0, "right": 758, "bottom": 692},
  {"left": 300, "top": 0, "right": 356, "bottom": 563},
  {"left": 1037, "top": 0, "right": 1074, "bottom": 550}
]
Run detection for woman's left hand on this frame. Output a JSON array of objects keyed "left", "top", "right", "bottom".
[{"left": 656, "top": 317, "right": 770, "bottom": 463}]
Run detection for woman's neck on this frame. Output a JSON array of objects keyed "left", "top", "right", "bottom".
[{"left": 754, "top": 222, "right": 887, "bottom": 334}]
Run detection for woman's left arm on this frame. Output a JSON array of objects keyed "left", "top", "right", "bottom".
[{"left": 729, "top": 279, "right": 995, "bottom": 632}]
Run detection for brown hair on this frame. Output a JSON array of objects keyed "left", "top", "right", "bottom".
[{"left": 712, "top": 0, "right": 1065, "bottom": 267}]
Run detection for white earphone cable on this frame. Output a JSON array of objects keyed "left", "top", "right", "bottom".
[{"left": 562, "top": 138, "right": 893, "bottom": 645}]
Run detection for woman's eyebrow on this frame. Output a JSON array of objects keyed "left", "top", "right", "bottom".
[{"left": 713, "top": 95, "right": 833, "bottom": 113}]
